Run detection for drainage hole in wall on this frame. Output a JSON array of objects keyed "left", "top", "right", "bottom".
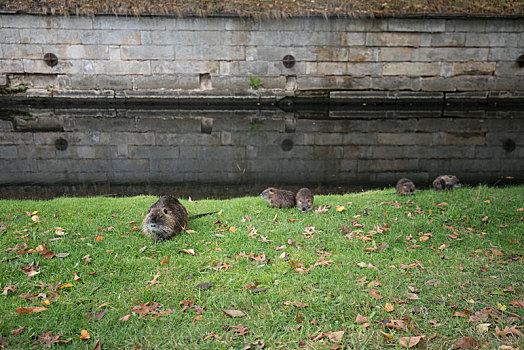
[
  {"left": 283, "top": 55, "right": 296, "bottom": 69},
  {"left": 281, "top": 139, "right": 294, "bottom": 152},
  {"left": 199, "top": 73, "right": 212, "bottom": 90},
  {"left": 503, "top": 139, "right": 516, "bottom": 153},
  {"left": 517, "top": 55, "right": 524, "bottom": 68},
  {"left": 55, "top": 138, "right": 68, "bottom": 151},
  {"left": 44, "top": 53, "right": 58, "bottom": 67}
]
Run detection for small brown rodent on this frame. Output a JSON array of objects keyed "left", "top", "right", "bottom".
[
  {"left": 260, "top": 187, "right": 295, "bottom": 208},
  {"left": 395, "top": 178, "right": 415, "bottom": 196},
  {"left": 432, "top": 175, "right": 461, "bottom": 191},
  {"left": 296, "top": 188, "right": 314, "bottom": 212},
  {"left": 142, "top": 196, "right": 216, "bottom": 242}
]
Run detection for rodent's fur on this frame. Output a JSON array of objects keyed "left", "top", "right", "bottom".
[
  {"left": 395, "top": 178, "right": 415, "bottom": 196},
  {"left": 260, "top": 187, "right": 295, "bottom": 208},
  {"left": 296, "top": 188, "right": 314, "bottom": 212},
  {"left": 432, "top": 175, "right": 461, "bottom": 191},
  {"left": 142, "top": 196, "right": 216, "bottom": 242}
]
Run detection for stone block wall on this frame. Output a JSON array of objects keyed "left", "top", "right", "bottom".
[
  {"left": 1, "top": 14, "right": 523, "bottom": 93},
  {"left": 0, "top": 108, "right": 522, "bottom": 186}
]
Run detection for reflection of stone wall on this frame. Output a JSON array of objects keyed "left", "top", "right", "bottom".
[
  {"left": 1, "top": 14, "right": 523, "bottom": 93},
  {"left": 1, "top": 108, "right": 522, "bottom": 186}
]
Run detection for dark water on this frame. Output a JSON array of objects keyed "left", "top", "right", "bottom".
[{"left": 0, "top": 98, "right": 522, "bottom": 199}]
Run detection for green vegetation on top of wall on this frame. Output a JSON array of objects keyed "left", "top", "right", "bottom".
[{"left": 0, "top": 0, "right": 523, "bottom": 18}]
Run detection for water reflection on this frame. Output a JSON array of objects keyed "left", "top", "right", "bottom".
[{"left": 0, "top": 101, "right": 522, "bottom": 198}]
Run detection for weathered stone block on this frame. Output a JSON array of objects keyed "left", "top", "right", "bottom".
[
  {"left": 347, "top": 47, "right": 379, "bottom": 62},
  {"left": 495, "top": 62, "right": 523, "bottom": 77},
  {"left": 453, "top": 62, "right": 496, "bottom": 76},
  {"left": 100, "top": 132, "right": 155, "bottom": 146},
  {"left": 1, "top": 28, "right": 21, "bottom": 43},
  {"left": 188, "top": 45, "right": 246, "bottom": 61},
  {"left": 358, "top": 159, "right": 419, "bottom": 172},
  {"left": 465, "top": 33, "right": 520, "bottom": 47},
  {"left": 488, "top": 47, "right": 521, "bottom": 61},
  {"left": 484, "top": 19, "right": 524, "bottom": 33},
  {"left": 156, "top": 133, "right": 221, "bottom": 146},
  {"left": 383, "top": 62, "right": 440, "bottom": 76},
  {"left": 59, "top": 75, "right": 133, "bottom": 90},
  {"left": 0, "top": 159, "right": 37, "bottom": 173},
  {"left": 366, "top": 33, "right": 421, "bottom": 47},
  {"left": 230, "top": 61, "right": 269, "bottom": 76},
  {"left": 378, "top": 47, "right": 413, "bottom": 62},
  {"left": 377, "top": 133, "right": 433, "bottom": 145},
  {"left": 129, "top": 145, "right": 179, "bottom": 159},
  {"left": 0, "top": 146, "right": 18, "bottom": 159},
  {"left": 121, "top": 45, "right": 174, "bottom": 60},
  {"left": 111, "top": 159, "right": 150, "bottom": 172},
  {"left": 388, "top": 18, "right": 445, "bottom": 32},
  {"left": 2, "top": 44, "right": 43, "bottom": 58},
  {"left": 420, "top": 77, "right": 457, "bottom": 92},
  {"left": 371, "top": 76, "right": 422, "bottom": 91},
  {"left": 0, "top": 59, "right": 24, "bottom": 73},
  {"left": 445, "top": 19, "right": 486, "bottom": 32},
  {"left": 411, "top": 47, "right": 489, "bottom": 62},
  {"left": 93, "top": 60, "right": 151, "bottom": 75},
  {"left": 420, "top": 33, "right": 466, "bottom": 47}
]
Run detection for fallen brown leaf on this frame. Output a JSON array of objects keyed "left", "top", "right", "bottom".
[
  {"left": 386, "top": 319, "right": 408, "bottom": 331},
  {"left": 232, "top": 324, "right": 249, "bottom": 336},
  {"left": 10, "top": 326, "right": 26, "bottom": 336},
  {"left": 369, "top": 289, "right": 383, "bottom": 299},
  {"left": 355, "top": 314, "right": 370, "bottom": 327},
  {"left": 180, "top": 249, "right": 196, "bottom": 255},
  {"left": 221, "top": 309, "right": 246, "bottom": 318},
  {"left": 399, "top": 335, "right": 425, "bottom": 348},
  {"left": 38, "top": 331, "right": 69, "bottom": 347},
  {"left": 160, "top": 254, "right": 172, "bottom": 264},
  {"left": 325, "top": 330, "right": 344, "bottom": 343},
  {"left": 509, "top": 300, "right": 524, "bottom": 308},
  {"left": 87, "top": 310, "right": 107, "bottom": 321},
  {"left": 451, "top": 336, "right": 479, "bottom": 349},
  {"left": 119, "top": 314, "right": 131, "bottom": 322},
  {"left": 15, "top": 306, "right": 46, "bottom": 314},
  {"left": 495, "top": 326, "right": 522, "bottom": 338}
]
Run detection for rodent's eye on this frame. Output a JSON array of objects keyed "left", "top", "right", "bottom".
[
  {"left": 163, "top": 208, "right": 168, "bottom": 214},
  {"left": 147, "top": 209, "right": 151, "bottom": 214}
]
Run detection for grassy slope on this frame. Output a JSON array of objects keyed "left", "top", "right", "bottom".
[
  {"left": 0, "top": 0, "right": 523, "bottom": 17},
  {"left": 0, "top": 185, "right": 523, "bottom": 349}
]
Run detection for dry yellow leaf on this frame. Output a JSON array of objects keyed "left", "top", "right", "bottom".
[
  {"left": 80, "top": 329, "right": 90, "bottom": 340},
  {"left": 385, "top": 302, "right": 395, "bottom": 312},
  {"left": 336, "top": 205, "right": 346, "bottom": 212},
  {"left": 58, "top": 283, "right": 73, "bottom": 290}
]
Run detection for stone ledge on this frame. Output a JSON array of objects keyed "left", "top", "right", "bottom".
[{"left": 2, "top": 89, "right": 524, "bottom": 109}]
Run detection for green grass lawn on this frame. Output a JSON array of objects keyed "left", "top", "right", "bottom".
[{"left": 1, "top": 185, "right": 523, "bottom": 349}]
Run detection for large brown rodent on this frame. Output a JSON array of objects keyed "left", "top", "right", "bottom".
[
  {"left": 395, "top": 178, "right": 415, "bottom": 196},
  {"left": 260, "top": 187, "right": 295, "bottom": 208},
  {"left": 142, "top": 196, "right": 216, "bottom": 242},
  {"left": 432, "top": 175, "right": 461, "bottom": 191},
  {"left": 296, "top": 188, "right": 314, "bottom": 212}
]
